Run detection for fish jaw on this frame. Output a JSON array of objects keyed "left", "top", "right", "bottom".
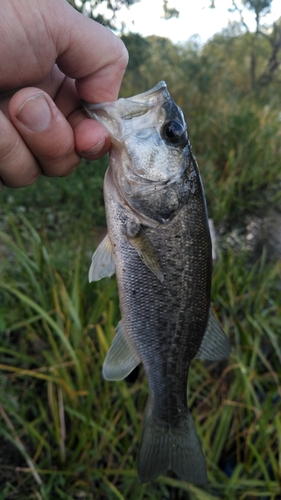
[
  {"left": 82, "top": 81, "right": 169, "bottom": 145},
  {"left": 82, "top": 81, "right": 188, "bottom": 183}
]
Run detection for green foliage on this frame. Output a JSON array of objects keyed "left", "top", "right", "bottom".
[
  {"left": 194, "top": 101, "right": 281, "bottom": 226},
  {"left": 242, "top": 0, "right": 272, "bottom": 17},
  {"left": 0, "top": 157, "right": 108, "bottom": 245}
]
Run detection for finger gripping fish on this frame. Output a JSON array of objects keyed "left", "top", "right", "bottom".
[{"left": 83, "top": 82, "right": 231, "bottom": 485}]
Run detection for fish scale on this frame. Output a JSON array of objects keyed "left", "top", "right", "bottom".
[{"left": 83, "top": 81, "right": 232, "bottom": 484}]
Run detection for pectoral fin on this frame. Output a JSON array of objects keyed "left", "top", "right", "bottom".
[
  {"left": 88, "top": 234, "right": 115, "bottom": 282},
  {"left": 103, "top": 320, "right": 141, "bottom": 381},
  {"left": 195, "top": 308, "right": 232, "bottom": 361},
  {"left": 126, "top": 223, "right": 164, "bottom": 282}
]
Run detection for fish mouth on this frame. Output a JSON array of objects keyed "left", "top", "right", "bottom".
[
  {"left": 82, "top": 81, "right": 188, "bottom": 161},
  {"left": 82, "top": 81, "right": 169, "bottom": 122}
]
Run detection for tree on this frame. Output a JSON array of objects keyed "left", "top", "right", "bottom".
[
  {"left": 235, "top": 0, "right": 272, "bottom": 31},
  {"left": 228, "top": 0, "right": 281, "bottom": 90},
  {"left": 162, "top": 0, "right": 179, "bottom": 20},
  {"left": 120, "top": 33, "right": 150, "bottom": 92},
  {"left": 67, "top": 0, "right": 140, "bottom": 28},
  {"left": 68, "top": 0, "right": 179, "bottom": 29}
]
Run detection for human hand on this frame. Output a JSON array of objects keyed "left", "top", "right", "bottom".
[{"left": 0, "top": 0, "right": 128, "bottom": 191}]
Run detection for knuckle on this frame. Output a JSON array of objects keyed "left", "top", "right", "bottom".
[
  {"left": 114, "top": 37, "right": 129, "bottom": 71},
  {"left": 57, "top": 155, "right": 81, "bottom": 177},
  {"left": 0, "top": 132, "right": 21, "bottom": 164},
  {"left": 0, "top": 157, "right": 41, "bottom": 188},
  {"left": 40, "top": 147, "right": 81, "bottom": 177},
  {"left": 12, "top": 170, "right": 41, "bottom": 188},
  {"left": 0, "top": 118, "right": 41, "bottom": 187},
  {"left": 36, "top": 125, "right": 75, "bottom": 162}
]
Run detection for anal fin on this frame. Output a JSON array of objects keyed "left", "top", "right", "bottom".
[
  {"left": 195, "top": 308, "right": 232, "bottom": 361},
  {"left": 103, "top": 320, "right": 141, "bottom": 381}
]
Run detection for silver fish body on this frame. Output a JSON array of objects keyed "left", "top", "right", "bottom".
[{"left": 83, "top": 82, "right": 231, "bottom": 484}]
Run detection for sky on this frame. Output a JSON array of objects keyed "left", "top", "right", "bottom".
[{"left": 112, "top": 0, "right": 281, "bottom": 44}]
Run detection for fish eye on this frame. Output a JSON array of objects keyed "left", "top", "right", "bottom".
[{"left": 162, "top": 120, "right": 188, "bottom": 147}]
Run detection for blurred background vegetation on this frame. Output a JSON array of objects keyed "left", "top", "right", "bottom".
[{"left": 0, "top": 0, "right": 281, "bottom": 498}]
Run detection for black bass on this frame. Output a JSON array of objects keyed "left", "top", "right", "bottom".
[{"left": 83, "top": 82, "right": 231, "bottom": 485}]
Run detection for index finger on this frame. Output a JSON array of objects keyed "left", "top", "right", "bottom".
[{"left": 55, "top": 2, "right": 128, "bottom": 103}]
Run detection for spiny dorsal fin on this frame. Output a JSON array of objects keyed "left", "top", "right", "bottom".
[
  {"left": 126, "top": 223, "right": 164, "bottom": 282},
  {"left": 103, "top": 320, "right": 141, "bottom": 381},
  {"left": 88, "top": 234, "right": 115, "bottom": 283},
  {"left": 195, "top": 308, "right": 232, "bottom": 361}
]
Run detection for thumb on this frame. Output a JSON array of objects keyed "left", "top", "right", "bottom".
[{"left": 3, "top": 88, "right": 80, "bottom": 186}]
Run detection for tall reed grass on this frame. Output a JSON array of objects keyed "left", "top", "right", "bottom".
[{"left": 0, "top": 215, "right": 280, "bottom": 498}]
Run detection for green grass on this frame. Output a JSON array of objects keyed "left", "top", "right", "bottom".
[
  {"left": 0, "top": 156, "right": 108, "bottom": 243},
  {"left": 194, "top": 101, "right": 281, "bottom": 228},
  {"left": 0, "top": 214, "right": 280, "bottom": 498}
]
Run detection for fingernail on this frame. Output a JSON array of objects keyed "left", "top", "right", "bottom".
[
  {"left": 17, "top": 94, "right": 52, "bottom": 132},
  {"left": 82, "top": 139, "right": 106, "bottom": 158}
]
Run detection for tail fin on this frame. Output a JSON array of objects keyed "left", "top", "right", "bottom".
[{"left": 137, "top": 407, "right": 207, "bottom": 485}]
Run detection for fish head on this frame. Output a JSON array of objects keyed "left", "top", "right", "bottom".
[{"left": 83, "top": 82, "right": 191, "bottom": 224}]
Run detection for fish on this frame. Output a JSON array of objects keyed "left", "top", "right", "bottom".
[{"left": 83, "top": 81, "right": 231, "bottom": 485}]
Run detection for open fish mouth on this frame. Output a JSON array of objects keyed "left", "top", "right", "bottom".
[{"left": 83, "top": 81, "right": 168, "bottom": 121}]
